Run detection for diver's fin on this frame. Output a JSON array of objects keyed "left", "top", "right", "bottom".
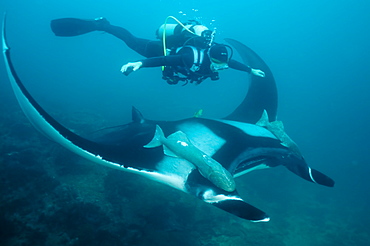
[{"left": 50, "top": 17, "right": 108, "bottom": 37}]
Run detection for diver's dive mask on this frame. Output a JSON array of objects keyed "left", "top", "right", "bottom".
[{"left": 209, "top": 44, "right": 233, "bottom": 71}]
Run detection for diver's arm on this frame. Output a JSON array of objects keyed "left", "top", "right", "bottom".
[
  {"left": 120, "top": 55, "right": 186, "bottom": 75},
  {"left": 140, "top": 55, "right": 184, "bottom": 67},
  {"left": 228, "top": 59, "right": 265, "bottom": 77},
  {"left": 228, "top": 59, "right": 251, "bottom": 73}
]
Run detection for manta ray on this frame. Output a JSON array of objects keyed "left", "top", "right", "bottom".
[{"left": 2, "top": 17, "right": 334, "bottom": 222}]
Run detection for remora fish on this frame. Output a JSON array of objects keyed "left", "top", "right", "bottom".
[
  {"left": 144, "top": 125, "right": 236, "bottom": 192},
  {"left": 256, "top": 109, "right": 302, "bottom": 156}
]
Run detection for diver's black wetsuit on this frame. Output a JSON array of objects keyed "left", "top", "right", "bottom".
[
  {"left": 51, "top": 17, "right": 253, "bottom": 82},
  {"left": 102, "top": 24, "right": 252, "bottom": 74},
  {"left": 102, "top": 24, "right": 163, "bottom": 58}
]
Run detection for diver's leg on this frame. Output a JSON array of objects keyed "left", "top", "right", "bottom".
[
  {"left": 50, "top": 17, "right": 163, "bottom": 57},
  {"left": 97, "top": 19, "right": 163, "bottom": 58}
]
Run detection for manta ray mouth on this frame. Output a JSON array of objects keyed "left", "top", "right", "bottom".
[
  {"left": 233, "top": 157, "right": 271, "bottom": 178},
  {"left": 232, "top": 147, "right": 293, "bottom": 178}
]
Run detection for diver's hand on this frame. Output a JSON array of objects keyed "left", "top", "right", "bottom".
[
  {"left": 251, "top": 68, "right": 265, "bottom": 78},
  {"left": 120, "top": 61, "right": 143, "bottom": 76}
]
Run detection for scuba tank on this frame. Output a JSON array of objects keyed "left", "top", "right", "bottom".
[
  {"left": 156, "top": 17, "right": 215, "bottom": 50},
  {"left": 158, "top": 16, "right": 218, "bottom": 85},
  {"left": 156, "top": 23, "right": 209, "bottom": 40}
]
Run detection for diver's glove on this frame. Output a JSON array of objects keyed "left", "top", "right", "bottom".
[
  {"left": 120, "top": 61, "right": 143, "bottom": 76},
  {"left": 251, "top": 68, "right": 265, "bottom": 78}
]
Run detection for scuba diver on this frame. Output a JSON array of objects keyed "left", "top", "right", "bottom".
[{"left": 50, "top": 17, "right": 265, "bottom": 85}]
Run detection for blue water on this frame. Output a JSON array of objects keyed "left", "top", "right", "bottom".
[{"left": 1, "top": 0, "right": 369, "bottom": 245}]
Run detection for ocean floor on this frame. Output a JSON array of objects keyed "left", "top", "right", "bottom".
[{"left": 1, "top": 106, "right": 369, "bottom": 246}]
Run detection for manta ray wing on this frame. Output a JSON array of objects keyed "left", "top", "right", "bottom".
[
  {"left": 2, "top": 16, "right": 334, "bottom": 222},
  {"left": 2, "top": 15, "right": 187, "bottom": 191},
  {"left": 2, "top": 16, "right": 271, "bottom": 222},
  {"left": 224, "top": 38, "right": 278, "bottom": 123}
]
